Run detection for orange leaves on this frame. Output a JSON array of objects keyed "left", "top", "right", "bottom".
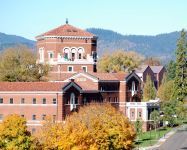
[{"left": 39, "top": 103, "right": 136, "bottom": 149}]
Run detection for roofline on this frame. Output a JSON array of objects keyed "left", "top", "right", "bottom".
[{"left": 35, "top": 35, "right": 98, "bottom": 40}]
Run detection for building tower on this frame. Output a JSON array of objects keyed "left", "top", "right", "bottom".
[{"left": 35, "top": 21, "right": 97, "bottom": 75}]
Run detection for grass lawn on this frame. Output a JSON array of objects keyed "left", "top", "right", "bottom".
[{"left": 135, "top": 127, "right": 172, "bottom": 148}]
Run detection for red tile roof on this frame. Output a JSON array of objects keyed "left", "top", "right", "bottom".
[
  {"left": 74, "top": 82, "right": 98, "bottom": 91},
  {"left": 48, "top": 72, "right": 76, "bottom": 81},
  {"left": 87, "top": 72, "right": 118, "bottom": 81},
  {"left": 0, "top": 82, "right": 65, "bottom": 91},
  {"left": 36, "top": 24, "right": 95, "bottom": 38}
]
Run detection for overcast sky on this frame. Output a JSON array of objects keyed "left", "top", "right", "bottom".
[{"left": 0, "top": 0, "right": 187, "bottom": 40}]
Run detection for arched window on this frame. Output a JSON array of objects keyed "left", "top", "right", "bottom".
[
  {"left": 63, "top": 47, "right": 70, "bottom": 60},
  {"left": 78, "top": 48, "right": 84, "bottom": 59},
  {"left": 71, "top": 48, "right": 77, "bottom": 61}
]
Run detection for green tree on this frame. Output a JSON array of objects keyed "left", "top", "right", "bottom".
[
  {"left": 98, "top": 50, "right": 144, "bottom": 73},
  {"left": 143, "top": 75, "right": 156, "bottom": 101},
  {"left": 150, "top": 110, "right": 160, "bottom": 138},
  {"left": 166, "top": 60, "right": 176, "bottom": 80},
  {"left": 0, "top": 114, "right": 34, "bottom": 150},
  {"left": 134, "top": 118, "right": 143, "bottom": 140},
  {"left": 39, "top": 104, "right": 136, "bottom": 150},
  {"left": 174, "top": 29, "right": 187, "bottom": 101},
  {"left": 0, "top": 45, "right": 49, "bottom": 82},
  {"left": 160, "top": 100, "right": 186, "bottom": 126},
  {"left": 157, "top": 80, "right": 175, "bottom": 101}
]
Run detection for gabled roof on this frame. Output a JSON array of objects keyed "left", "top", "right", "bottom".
[
  {"left": 36, "top": 24, "right": 96, "bottom": 39},
  {"left": 135, "top": 65, "right": 149, "bottom": 73},
  {"left": 150, "top": 66, "right": 164, "bottom": 73},
  {"left": 0, "top": 82, "right": 65, "bottom": 92}
]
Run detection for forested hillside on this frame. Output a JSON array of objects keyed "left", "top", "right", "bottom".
[
  {"left": 0, "top": 29, "right": 180, "bottom": 63},
  {"left": 87, "top": 28, "right": 180, "bottom": 62},
  {"left": 0, "top": 32, "right": 35, "bottom": 51}
]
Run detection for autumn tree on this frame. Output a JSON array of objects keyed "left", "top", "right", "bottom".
[
  {"left": 157, "top": 80, "right": 175, "bottom": 101},
  {"left": 174, "top": 29, "right": 187, "bottom": 101},
  {"left": 97, "top": 50, "right": 144, "bottom": 73},
  {"left": 143, "top": 75, "right": 156, "bottom": 101},
  {"left": 39, "top": 104, "right": 136, "bottom": 150},
  {"left": 143, "top": 57, "right": 161, "bottom": 66},
  {"left": 0, "top": 114, "right": 34, "bottom": 150},
  {"left": 0, "top": 45, "right": 49, "bottom": 82}
]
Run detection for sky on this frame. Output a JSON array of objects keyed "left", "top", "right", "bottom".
[{"left": 0, "top": 0, "right": 187, "bottom": 40}]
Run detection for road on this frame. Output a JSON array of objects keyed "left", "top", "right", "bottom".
[{"left": 153, "top": 126, "right": 187, "bottom": 150}]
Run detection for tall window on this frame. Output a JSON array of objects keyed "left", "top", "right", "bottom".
[
  {"left": 48, "top": 51, "right": 54, "bottom": 59},
  {"left": 53, "top": 98, "right": 57, "bottom": 104},
  {"left": 32, "top": 115, "right": 36, "bottom": 120},
  {"left": 78, "top": 53, "right": 82, "bottom": 59},
  {"left": 0, "top": 98, "right": 3, "bottom": 104},
  {"left": 21, "top": 98, "right": 25, "bottom": 104},
  {"left": 42, "top": 98, "right": 46, "bottom": 104},
  {"left": 9, "top": 98, "right": 13, "bottom": 104},
  {"left": 82, "top": 66, "right": 87, "bottom": 72},
  {"left": 33, "top": 98, "right": 36, "bottom": 104}
]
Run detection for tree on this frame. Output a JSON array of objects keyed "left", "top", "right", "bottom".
[
  {"left": 97, "top": 50, "right": 144, "bottom": 73},
  {"left": 150, "top": 110, "right": 160, "bottom": 138},
  {"left": 134, "top": 118, "right": 143, "bottom": 140},
  {"left": 0, "top": 45, "right": 49, "bottom": 82},
  {"left": 143, "top": 57, "right": 161, "bottom": 66},
  {"left": 166, "top": 60, "right": 176, "bottom": 80},
  {"left": 157, "top": 80, "right": 175, "bottom": 101},
  {"left": 174, "top": 29, "right": 187, "bottom": 101},
  {"left": 38, "top": 104, "right": 136, "bottom": 150},
  {"left": 0, "top": 114, "right": 34, "bottom": 150},
  {"left": 143, "top": 75, "right": 156, "bottom": 101}
]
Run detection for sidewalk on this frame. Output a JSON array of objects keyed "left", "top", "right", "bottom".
[{"left": 140, "top": 125, "right": 186, "bottom": 150}]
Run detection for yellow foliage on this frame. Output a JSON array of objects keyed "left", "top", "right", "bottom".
[
  {"left": 97, "top": 50, "right": 144, "bottom": 73},
  {"left": 0, "top": 114, "right": 33, "bottom": 150},
  {"left": 39, "top": 104, "right": 136, "bottom": 150}
]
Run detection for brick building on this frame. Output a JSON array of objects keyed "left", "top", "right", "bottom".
[
  {"left": 35, "top": 20, "right": 97, "bottom": 74},
  {"left": 0, "top": 22, "right": 159, "bottom": 131}
]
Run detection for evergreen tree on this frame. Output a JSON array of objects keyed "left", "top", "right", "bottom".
[
  {"left": 174, "top": 29, "right": 187, "bottom": 101},
  {"left": 166, "top": 60, "right": 176, "bottom": 80},
  {"left": 143, "top": 75, "right": 156, "bottom": 101}
]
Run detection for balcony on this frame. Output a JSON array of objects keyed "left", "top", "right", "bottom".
[{"left": 46, "top": 54, "right": 94, "bottom": 65}]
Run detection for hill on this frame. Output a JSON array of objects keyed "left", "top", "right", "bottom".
[
  {"left": 0, "top": 29, "right": 180, "bottom": 63},
  {"left": 0, "top": 32, "right": 35, "bottom": 51},
  {"left": 87, "top": 28, "right": 180, "bottom": 62}
]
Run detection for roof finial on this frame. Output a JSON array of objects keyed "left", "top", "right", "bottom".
[{"left": 66, "top": 18, "right": 68, "bottom": 24}]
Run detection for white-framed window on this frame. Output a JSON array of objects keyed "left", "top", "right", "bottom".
[
  {"left": 39, "top": 48, "right": 44, "bottom": 62},
  {"left": 48, "top": 51, "right": 54, "bottom": 59},
  {"left": 82, "top": 66, "right": 87, "bottom": 72},
  {"left": 9, "top": 98, "right": 13, "bottom": 104},
  {"left": 32, "top": 115, "right": 36, "bottom": 120},
  {"left": 53, "top": 98, "right": 57, "bottom": 104},
  {"left": 67, "top": 66, "right": 73, "bottom": 72}
]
